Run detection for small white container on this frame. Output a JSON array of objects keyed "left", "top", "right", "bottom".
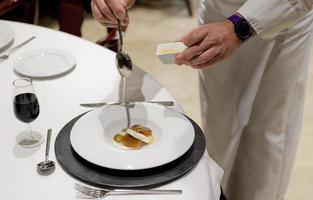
[{"left": 156, "top": 42, "right": 187, "bottom": 64}]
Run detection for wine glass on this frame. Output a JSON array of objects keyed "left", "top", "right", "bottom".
[{"left": 13, "top": 78, "right": 42, "bottom": 147}]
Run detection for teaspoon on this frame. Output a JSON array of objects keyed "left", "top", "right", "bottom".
[{"left": 37, "top": 129, "right": 55, "bottom": 175}]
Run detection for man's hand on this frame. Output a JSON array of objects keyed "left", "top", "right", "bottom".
[
  {"left": 91, "top": 0, "right": 135, "bottom": 27},
  {"left": 175, "top": 20, "right": 242, "bottom": 69}
]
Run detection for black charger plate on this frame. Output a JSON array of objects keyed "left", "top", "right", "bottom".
[{"left": 55, "top": 112, "right": 206, "bottom": 189}]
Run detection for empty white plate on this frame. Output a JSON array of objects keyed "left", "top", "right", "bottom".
[
  {"left": 70, "top": 103, "right": 195, "bottom": 170},
  {"left": 13, "top": 49, "right": 76, "bottom": 78},
  {"left": 0, "top": 23, "right": 14, "bottom": 51}
]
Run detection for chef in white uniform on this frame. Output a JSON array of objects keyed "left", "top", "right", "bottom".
[{"left": 91, "top": 0, "right": 313, "bottom": 199}]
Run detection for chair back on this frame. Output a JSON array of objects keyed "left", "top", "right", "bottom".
[{"left": 0, "top": 0, "right": 36, "bottom": 24}]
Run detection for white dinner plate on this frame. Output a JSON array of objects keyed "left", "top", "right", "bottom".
[
  {"left": 0, "top": 23, "right": 14, "bottom": 51},
  {"left": 70, "top": 103, "right": 195, "bottom": 170},
  {"left": 13, "top": 49, "right": 76, "bottom": 78}
]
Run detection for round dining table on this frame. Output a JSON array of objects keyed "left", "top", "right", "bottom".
[{"left": 0, "top": 20, "right": 223, "bottom": 200}]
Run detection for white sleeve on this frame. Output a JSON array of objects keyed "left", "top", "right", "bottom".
[{"left": 237, "top": 0, "right": 313, "bottom": 39}]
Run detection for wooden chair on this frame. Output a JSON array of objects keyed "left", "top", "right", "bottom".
[
  {"left": 57, "top": 0, "right": 84, "bottom": 37},
  {"left": 184, "top": 0, "right": 193, "bottom": 16},
  {"left": 0, "top": 0, "right": 38, "bottom": 24}
]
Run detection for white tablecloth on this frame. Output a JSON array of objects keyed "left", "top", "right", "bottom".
[{"left": 0, "top": 20, "right": 223, "bottom": 200}]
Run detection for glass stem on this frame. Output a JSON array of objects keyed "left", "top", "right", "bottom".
[{"left": 27, "top": 123, "right": 34, "bottom": 140}]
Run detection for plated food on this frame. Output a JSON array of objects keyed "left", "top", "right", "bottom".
[
  {"left": 113, "top": 124, "right": 154, "bottom": 149},
  {"left": 70, "top": 103, "right": 195, "bottom": 170}
]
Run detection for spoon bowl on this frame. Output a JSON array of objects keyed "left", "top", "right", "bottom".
[
  {"left": 37, "top": 160, "right": 55, "bottom": 171},
  {"left": 116, "top": 51, "right": 132, "bottom": 78}
]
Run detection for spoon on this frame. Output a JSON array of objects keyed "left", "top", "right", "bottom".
[
  {"left": 115, "top": 19, "right": 132, "bottom": 78},
  {"left": 37, "top": 129, "right": 55, "bottom": 175}
]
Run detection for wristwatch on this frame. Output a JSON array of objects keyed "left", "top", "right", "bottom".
[{"left": 228, "top": 15, "right": 253, "bottom": 42}]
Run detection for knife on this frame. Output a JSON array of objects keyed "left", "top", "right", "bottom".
[{"left": 80, "top": 101, "right": 174, "bottom": 107}]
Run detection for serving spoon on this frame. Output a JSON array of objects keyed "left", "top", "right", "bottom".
[
  {"left": 115, "top": 19, "right": 132, "bottom": 78},
  {"left": 37, "top": 129, "right": 55, "bottom": 175}
]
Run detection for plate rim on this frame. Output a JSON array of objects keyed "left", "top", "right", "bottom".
[
  {"left": 70, "top": 103, "right": 196, "bottom": 170},
  {"left": 13, "top": 48, "right": 76, "bottom": 78}
]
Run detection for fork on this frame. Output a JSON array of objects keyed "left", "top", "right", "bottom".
[
  {"left": 75, "top": 183, "right": 182, "bottom": 199},
  {"left": 0, "top": 36, "right": 36, "bottom": 61}
]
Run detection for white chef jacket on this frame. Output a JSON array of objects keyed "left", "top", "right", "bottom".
[{"left": 198, "top": 0, "right": 313, "bottom": 200}]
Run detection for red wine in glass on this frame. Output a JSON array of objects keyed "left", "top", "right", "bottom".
[
  {"left": 14, "top": 93, "right": 40, "bottom": 123},
  {"left": 13, "top": 78, "right": 42, "bottom": 148}
]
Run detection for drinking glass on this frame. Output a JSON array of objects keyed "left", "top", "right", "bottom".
[{"left": 13, "top": 78, "right": 42, "bottom": 147}]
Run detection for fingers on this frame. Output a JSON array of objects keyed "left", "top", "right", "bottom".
[
  {"left": 176, "top": 46, "right": 223, "bottom": 69},
  {"left": 93, "top": 0, "right": 115, "bottom": 21},
  {"left": 179, "top": 26, "right": 207, "bottom": 47},
  {"left": 175, "top": 42, "right": 211, "bottom": 65},
  {"left": 105, "top": 0, "right": 127, "bottom": 20},
  {"left": 91, "top": 0, "right": 131, "bottom": 27},
  {"left": 175, "top": 26, "right": 209, "bottom": 65},
  {"left": 91, "top": 1, "right": 117, "bottom": 27},
  {"left": 188, "top": 47, "right": 221, "bottom": 66},
  {"left": 91, "top": 1, "right": 110, "bottom": 22},
  {"left": 175, "top": 21, "right": 242, "bottom": 69},
  {"left": 192, "top": 55, "right": 222, "bottom": 69},
  {"left": 126, "top": 0, "right": 136, "bottom": 8}
]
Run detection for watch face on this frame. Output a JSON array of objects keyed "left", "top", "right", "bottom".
[{"left": 236, "top": 20, "right": 252, "bottom": 39}]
